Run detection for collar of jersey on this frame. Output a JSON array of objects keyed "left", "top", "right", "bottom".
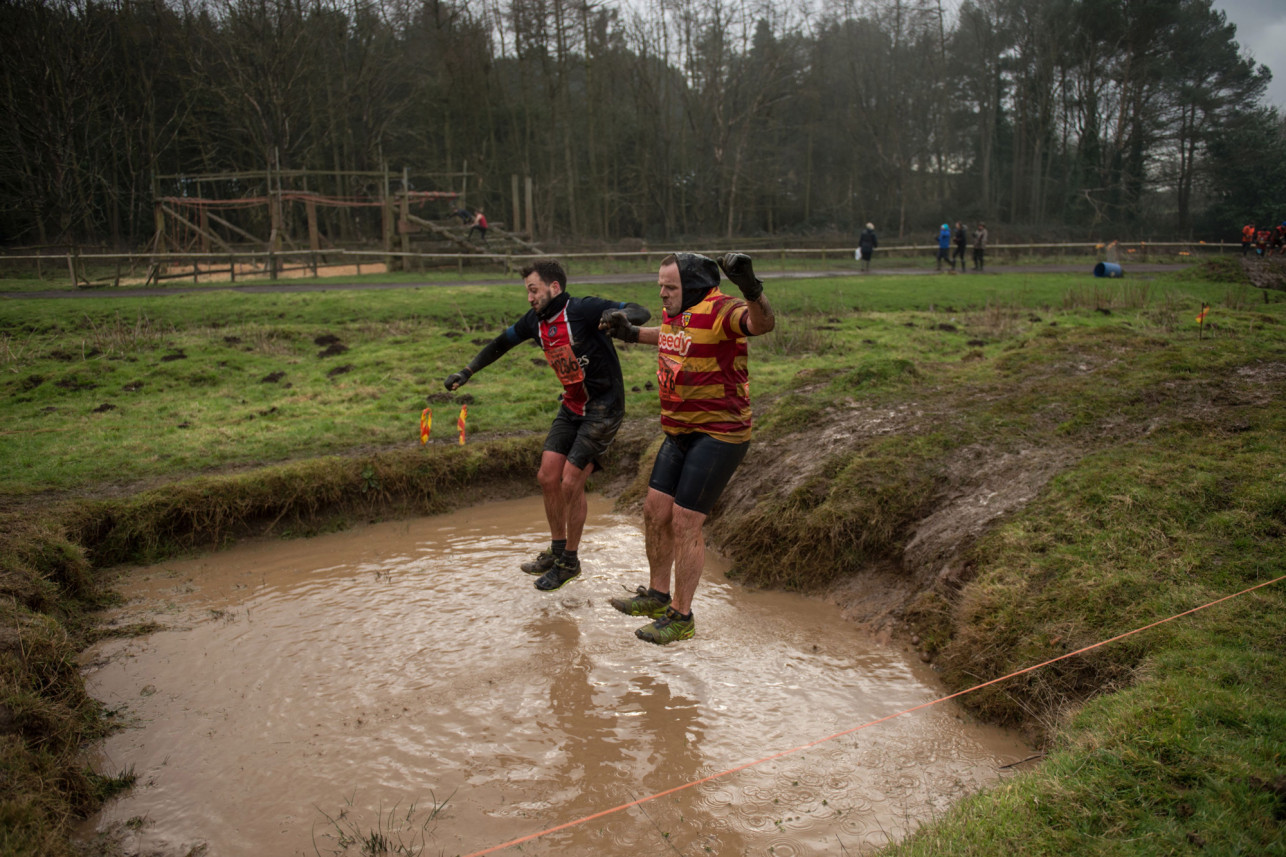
[{"left": 537, "top": 290, "right": 570, "bottom": 321}]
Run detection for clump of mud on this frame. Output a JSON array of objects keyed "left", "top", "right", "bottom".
[{"left": 1242, "top": 255, "right": 1286, "bottom": 291}]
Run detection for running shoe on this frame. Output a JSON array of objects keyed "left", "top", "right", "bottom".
[
  {"left": 609, "top": 586, "right": 671, "bottom": 618},
  {"left": 635, "top": 606, "right": 695, "bottom": 644},
  {"left": 534, "top": 556, "right": 581, "bottom": 591},
  {"left": 521, "top": 548, "right": 558, "bottom": 575}
]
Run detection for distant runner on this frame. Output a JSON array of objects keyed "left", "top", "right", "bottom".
[
  {"left": 600, "top": 252, "right": 775, "bottom": 644},
  {"left": 444, "top": 259, "right": 650, "bottom": 592}
]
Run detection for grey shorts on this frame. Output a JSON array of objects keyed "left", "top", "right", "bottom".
[{"left": 544, "top": 400, "right": 624, "bottom": 471}]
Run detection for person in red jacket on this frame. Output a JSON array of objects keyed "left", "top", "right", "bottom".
[
  {"left": 1272, "top": 223, "right": 1286, "bottom": 257},
  {"left": 1242, "top": 223, "right": 1256, "bottom": 256},
  {"left": 467, "top": 209, "right": 489, "bottom": 244}
]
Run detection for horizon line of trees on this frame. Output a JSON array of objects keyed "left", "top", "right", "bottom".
[{"left": 3, "top": 0, "right": 1286, "bottom": 249}]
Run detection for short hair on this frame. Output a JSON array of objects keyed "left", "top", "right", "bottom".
[
  {"left": 660, "top": 253, "right": 678, "bottom": 267},
  {"left": 520, "top": 259, "right": 567, "bottom": 290}
]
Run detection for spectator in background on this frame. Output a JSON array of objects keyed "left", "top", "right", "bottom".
[
  {"left": 857, "top": 223, "right": 878, "bottom": 273},
  {"left": 973, "top": 223, "right": 988, "bottom": 271},
  {"left": 952, "top": 221, "right": 968, "bottom": 272},
  {"left": 936, "top": 223, "right": 952, "bottom": 272},
  {"left": 1242, "top": 223, "right": 1255, "bottom": 256}
]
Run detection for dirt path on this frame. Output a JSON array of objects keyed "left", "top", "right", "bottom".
[{"left": 2, "top": 264, "right": 1187, "bottom": 300}]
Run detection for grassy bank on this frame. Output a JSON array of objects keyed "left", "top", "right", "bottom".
[{"left": 2, "top": 260, "right": 1284, "bottom": 854}]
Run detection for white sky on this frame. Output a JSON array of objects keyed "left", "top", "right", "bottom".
[
  {"left": 919, "top": 0, "right": 1286, "bottom": 112},
  {"left": 1211, "top": 0, "right": 1286, "bottom": 110}
]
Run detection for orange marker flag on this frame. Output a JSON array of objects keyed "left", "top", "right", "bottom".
[
  {"left": 420, "top": 407, "right": 432, "bottom": 444},
  {"left": 1196, "top": 304, "right": 1210, "bottom": 323},
  {"left": 457, "top": 404, "right": 468, "bottom": 445}
]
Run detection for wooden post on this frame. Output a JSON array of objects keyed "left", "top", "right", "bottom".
[
  {"left": 267, "top": 157, "right": 280, "bottom": 281},
  {"left": 306, "top": 196, "right": 320, "bottom": 277},
  {"left": 401, "top": 166, "right": 411, "bottom": 272},
  {"left": 152, "top": 174, "right": 165, "bottom": 255},
  {"left": 525, "top": 176, "right": 534, "bottom": 240},
  {"left": 198, "top": 205, "right": 210, "bottom": 254},
  {"left": 306, "top": 197, "right": 320, "bottom": 253},
  {"left": 512, "top": 174, "right": 520, "bottom": 239},
  {"left": 382, "top": 164, "right": 393, "bottom": 273}
]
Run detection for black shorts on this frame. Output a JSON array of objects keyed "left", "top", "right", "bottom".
[
  {"left": 647, "top": 432, "right": 749, "bottom": 515},
  {"left": 544, "top": 400, "right": 623, "bottom": 471}
]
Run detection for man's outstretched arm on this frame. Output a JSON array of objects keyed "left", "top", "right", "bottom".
[{"left": 444, "top": 331, "right": 518, "bottom": 390}]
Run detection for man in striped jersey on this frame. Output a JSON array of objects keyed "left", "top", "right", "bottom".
[
  {"left": 444, "top": 259, "right": 650, "bottom": 592},
  {"left": 601, "top": 252, "right": 775, "bottom": 643}
]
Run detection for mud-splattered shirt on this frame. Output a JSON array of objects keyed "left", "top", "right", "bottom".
[
  {"left": 657, "top": 287, "right": 751, "bottom": 443},
  {"left": 505, "top": 293, "right": 631, "bottom": 416}
]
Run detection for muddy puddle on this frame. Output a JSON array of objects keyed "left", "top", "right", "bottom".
[{"left": 81, "top": 495, "right": 1030, "bottom": 856}]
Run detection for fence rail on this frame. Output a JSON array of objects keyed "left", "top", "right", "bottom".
[{"left": 0, "top": 241, "right": 1237, "bottom": 289}]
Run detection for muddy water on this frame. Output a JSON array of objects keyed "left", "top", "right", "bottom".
[{"left": 82, "top": 495, "right": 1029, "bottom": 856}]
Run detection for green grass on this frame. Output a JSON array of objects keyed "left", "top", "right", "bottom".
[
  {"left": 2, "top": 262, "right": 1284, "bottom": 856},
  {"left": 3, "top": 271, "right": 1230, "bottom": 494}
]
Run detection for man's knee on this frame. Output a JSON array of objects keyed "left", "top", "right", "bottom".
[
  {"left": 537, "top": 457, "right": 564, "bottom": 490},
  {"left": 671, "top": 504, "right": 707, "bottom": 537},
  {"left": 643, "top": 489, "right": 674, "bottom": 527},
  {"left": 560, "top": 461, "right": 591, "bottom": 499}
]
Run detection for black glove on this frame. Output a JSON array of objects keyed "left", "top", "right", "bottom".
[
  {"left": 599, "top": 309, "right": 640, "bottom": 343},
  {"left": 718, "top": 253, "right": 763, "bottom": 301},
  {"left": 444, "top": 367, "right": 473, "bottom": 391}
]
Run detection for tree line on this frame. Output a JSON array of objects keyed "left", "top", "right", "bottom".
[{"left": 3, "top": 0, "right": 1284, "bottom": 248}]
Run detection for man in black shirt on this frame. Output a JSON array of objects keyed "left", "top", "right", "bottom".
[{"left": 444, "top": 259, "right": 650, "bottom": 591}]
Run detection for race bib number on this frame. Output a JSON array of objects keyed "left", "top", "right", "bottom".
[
  {"left": 545, "top": 343, "right": 585, "bottom": 386},
  {"left": 658, "top": 353, "right": 682, "bottom": 396}
]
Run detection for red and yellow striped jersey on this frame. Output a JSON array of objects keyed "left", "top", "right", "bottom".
[{"left": 657, "top": 288, "right": 752, "bottom": 443}]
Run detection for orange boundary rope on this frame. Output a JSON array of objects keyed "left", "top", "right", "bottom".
[{"left": 460, "top": 573, "right": 1286, "bottom": 857}]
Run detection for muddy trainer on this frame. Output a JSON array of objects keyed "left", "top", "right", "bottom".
[
  {"left": 600, "top": 252, "right": 775, "bottom": 643},
  {"left": 444, "top": 259, "right": 650, "bottom": 591}
]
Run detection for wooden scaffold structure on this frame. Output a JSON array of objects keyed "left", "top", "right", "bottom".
[{"left": 149, "top": 162, "right": 542, "bottom": 283}]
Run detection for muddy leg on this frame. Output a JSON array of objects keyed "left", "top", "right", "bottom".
[
  {"left": 536, "top": 451, "right": 567, "bottom": 542},
  {"left": 643, "top": 488, "right": 676, "bottom": 594},
  {"left": 668, "top": 505, "right": 708, "bottom": 616},
  {"left": 559, "top": 460, "right": 592, "bottom": 552}
]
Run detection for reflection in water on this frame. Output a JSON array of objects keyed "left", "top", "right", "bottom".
[{"left": 80, "top": 495, "right": 1028, "bottom": 856}]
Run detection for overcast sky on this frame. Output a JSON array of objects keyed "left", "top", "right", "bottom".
[{"left": 1212, "top": 0, "right": 1286, "bottom": 110}]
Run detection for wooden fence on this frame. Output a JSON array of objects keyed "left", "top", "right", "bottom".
[{"left": 0, "top": 241, "right": 1239, "bottom": 289}]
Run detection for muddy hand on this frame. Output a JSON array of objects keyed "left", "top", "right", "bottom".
[
  {"left": 444, "top": 368, "right": 473, "bottom": 391},
  {"left": 718, "top": 253, "right": 763, "bottom": 301},
  {"left": 599, "top": 309, "right": 640, "bottom": 343}
]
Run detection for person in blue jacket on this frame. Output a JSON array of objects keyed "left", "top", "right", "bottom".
[
  {"left": 444, "top": 259, "right": 650, "bottom": 592},
  {"left": 936, "top": 223, "right": 952, "bottom": 272}
]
